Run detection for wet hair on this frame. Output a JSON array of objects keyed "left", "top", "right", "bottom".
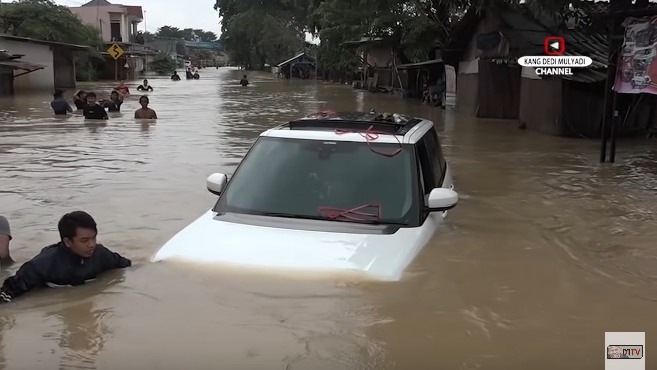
[
  {"left": 75, "top": 90, "right": 86, "bottom": 98},
  {"left": 243, "top": 75, "right": 247, "bottom": 78},
  {"left": 58, "top": 211, "right": 97, "bottom": 241},
  {"left": 53, "top": 89, "right": 64, "bottom": 98},
  {"left": 139, "top": 95, "right": 149, "bottom": 104},
  {"left": 110, "top": 90, "right": 119, "bottom": 96},
  {"left": 143, "top": 79, "right": 148, "bottom": 83},
  {"left": 87, "top": 92, "right": 97, "bottom": 98}
]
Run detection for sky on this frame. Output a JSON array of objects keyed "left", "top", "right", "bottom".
[{"left": 52, "top": 0, "right": 223, "bottom": 35}]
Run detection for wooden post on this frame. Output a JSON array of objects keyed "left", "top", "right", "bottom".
[{"left": 114, "top": 59, "right": 118, "bottom": 81}]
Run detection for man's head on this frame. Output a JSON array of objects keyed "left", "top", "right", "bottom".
[
  {"left": 143, "top": 79, "right": 148, "bottom": 85},
  {"left": 86, "top": 92, "right": 97, "bottom": 105},
  {"left": 53, "top": 89, "right": 64, "bottom": 99},
  {"left": 139, "top": 95, "right": 149, "bottom": 107},
  {"left": 173, "top": 71, "right": 178, "bottom": 75},
  {"left": 119, "top": 80, "right": 125, "bottom": 86},
  {"left": 243, "top": 74, "right": 247, "bottom": 78},
  {"left": 58, "top": 211, "right": 98, "bottom": 258},
  {"left": 608, "top": 346, "right": 622, "bottom": 358},
  {"left": 110, "top": 90, "right": 119, "bottom": 101}
]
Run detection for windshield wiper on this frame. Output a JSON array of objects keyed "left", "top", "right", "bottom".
[{"left": 254, "top": 212, "right": 406, "bottom": 226}]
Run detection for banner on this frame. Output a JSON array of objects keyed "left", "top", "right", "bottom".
[{"left": 613, "top": 16, "right": 657, "bottom": 94}]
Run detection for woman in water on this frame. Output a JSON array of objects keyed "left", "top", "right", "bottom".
[
  {"left": 73, "top": 90, "right": 87, "bottom": 110},
  {"left": 137, "top": 79, "right": 153, "bottom": 91},
  {"left": 103, "top": 90, "right": 123, "bottom": 112},
  {"left": 50, "top": 89, "right": 73, "bottom": 115},
  {"left": 134, "top": 95, "right": 157, "bottom": 119}
]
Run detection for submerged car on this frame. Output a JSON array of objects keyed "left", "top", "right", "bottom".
[{"left": 152, "top": 110, "right": 459, "bottom": 281}]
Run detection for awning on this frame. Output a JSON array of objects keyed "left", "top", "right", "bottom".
[
  {"left": 340, "top": 37, "right": 394, "bottom": 49},
  {"left": 277, "top": 52, "right": 315, "bottom": 67},
  {"left": 0, "top": 60, "right": 46, "bottom": 74},
  {"left": 396, "top": 59, "right": 443, "bottom": 69}
]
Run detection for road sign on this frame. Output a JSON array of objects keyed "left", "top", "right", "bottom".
[{"left": 108, "top": 44, "right": 124, "bottom": 60}]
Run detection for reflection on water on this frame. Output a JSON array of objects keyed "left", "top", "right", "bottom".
[{"left": 0, "top": 68, "right": 656, "bottom": 369}]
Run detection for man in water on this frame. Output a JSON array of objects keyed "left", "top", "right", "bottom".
[
  {"left": 0, "top": 211, "right": 131, "bottom": 303},
  {"left": 171, "top": 71, "right": 181, "bottom": 81},
  {"left": 83, "top": 92, "right": 108, "bottom": 120},
  {"left": 115, "top": 80, "right": 130, "bottom": 97},
  {"left": 240, "top": 74, "right": 249, "bottom": 86},
  {"left": 0, "top": 216, "right": 13, "bottom": 268},
  {"left": 134, "top": 95, "right": 157, "bottom": 119},
  {"left": 50, "top": 89, "right": 73, "bottom": 115},
  {"left": 137, "top": 79, "right": 153, "bottom": 91},
  {"left": 73, "top": 90, "right": 87, "bottom": 110},
  {"left": 103, "top": 90, "right": 123, "bottom": 112}
]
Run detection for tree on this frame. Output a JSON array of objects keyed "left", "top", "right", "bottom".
[
  {"left": 154, "top": 26, "right": 218, "bottom": 41},
  {"left": 0, "top": 0, "right": 104, "bottom": 80},
  {"left": 149, "top": 53, "right": 177, "bottom": 75}
]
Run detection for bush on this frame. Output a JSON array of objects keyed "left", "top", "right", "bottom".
[{"left": 150, "top": 53, "right": 178, "bottom": 75}]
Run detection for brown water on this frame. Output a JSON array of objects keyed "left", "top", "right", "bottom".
[{"left": 1, "top": 68, "right": 656, "bottom": 369}]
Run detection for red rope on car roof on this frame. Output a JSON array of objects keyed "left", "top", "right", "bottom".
[{"left": 335, "top": 125, "right": 402, "bottom": 157}]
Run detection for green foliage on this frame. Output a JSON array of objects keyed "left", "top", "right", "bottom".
[
  {"left": 191, "top": 49, "right": 216, "bottom": 61},
  {"left": 150, "top": 53, "right": 178, "bottom": 75},
  {"left": 214, "top": 0, "right": 307, "bottom": 69},
  {"left": 0, "top": 0, "right": 103, "bottom": 47},
  {"left": 154, "top": 26, "right": 218, "bottom": 42}
]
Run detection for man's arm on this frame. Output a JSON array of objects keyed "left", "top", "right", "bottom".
[
  {"left": 97, "top": 245, "right": 131, "bottom": 270},
  {"left": 134, "top": 110, "right": 140, "bottom": 119},
  {"left": 0, "top": 261, "right": 45, "bottom": 303},
  {"left": 101, "top": 107, "right": 108, "bottom": 119},
  {"left": 66, "top": 102, "right": 73, "bottom": 113},
  {"left": 151, "top": 110, "right": 157, "bottom": 119}
]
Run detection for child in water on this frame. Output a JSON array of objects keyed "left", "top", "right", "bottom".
[
  {"left": 83, "top": 92, "right": 108, "bottom": 120},
  {"left": 103, "top": 90, "right": 123, "bottom": 112},
  {"left": 134, "top": 95, "right": 157, "bottom": 119},
  {"left": 73, "top": 90, "right": 87, "bottom": 110},
  {"left": 50, "top": 89, "right": 73, "bottom": 115}
]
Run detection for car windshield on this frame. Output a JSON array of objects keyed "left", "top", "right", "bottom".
[{"left": 214, "top": 136, "right": 418, "bottom": 225}]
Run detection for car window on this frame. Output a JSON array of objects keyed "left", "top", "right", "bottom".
[
  {"left": 215, "top": 137, "right": 419, "bottom": 224},
  {"left": 416, "top": 139, "right": 434, "bottom": 193},
  {"left": 423, "top": 128, "right": 446, "bottom": 185}
]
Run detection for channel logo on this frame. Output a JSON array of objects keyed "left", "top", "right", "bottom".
[{"left": 545, "top": 37, "right": 565, "bottom": 55}]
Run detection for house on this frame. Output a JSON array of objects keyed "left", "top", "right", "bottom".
[
  {"left": 0, "top": 35, "right": 90, "bottom": 95},
  {"left": 442, "top": 5, "right": 648, "bottom": 137},
  {"left": 341, "top": 37, "right": 404, "bottom": 90},
  {"left": 277, "top": 52, "right": 316, "bottom": 79},
  {"left": 68, "top": 0, "right": 148, "bottom": 80}
]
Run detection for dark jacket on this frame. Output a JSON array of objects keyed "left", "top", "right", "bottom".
[{"left": 0, "top": 242, "right": 131, "bottom": 302}]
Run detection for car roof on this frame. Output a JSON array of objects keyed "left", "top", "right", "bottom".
[{"left": 260, "top": 110, "right": 435, "bottom": 144}]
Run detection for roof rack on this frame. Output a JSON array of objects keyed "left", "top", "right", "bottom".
[{"left": 287, "top": 110, "right": 422, "bottom": 135}]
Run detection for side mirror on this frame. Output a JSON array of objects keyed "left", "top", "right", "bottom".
[
  {"left": 426, "top": 188, "right": 458, "bottom": 212},
  {"left": 207, "top": 173, "right": 227, "bottom": 196}
]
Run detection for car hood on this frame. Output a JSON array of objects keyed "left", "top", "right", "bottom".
[{"left": 152, "top": 210, "right": 432, "bottom": 281}]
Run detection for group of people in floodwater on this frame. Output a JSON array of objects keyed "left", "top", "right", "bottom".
[
  {"left": 0, "top": 71, "right": 260, "bottom": 304},
  {"left": 169, "top": 67, "right": 200, "bottom": 81},
  {"left": 51, "top": 79, "right": 157, "bottom": 119}
]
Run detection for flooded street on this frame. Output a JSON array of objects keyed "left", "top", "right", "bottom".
[{"left": 1, "top": 67, "right": 657, "bottom": 369}]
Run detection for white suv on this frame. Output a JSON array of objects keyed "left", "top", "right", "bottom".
[{"left": 153, "top": 111, "right": 458, "bottom": 281}]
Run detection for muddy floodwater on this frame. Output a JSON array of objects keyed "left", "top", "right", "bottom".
[{"left": 1, "top": 68, "right": 657, "bottom": 369}]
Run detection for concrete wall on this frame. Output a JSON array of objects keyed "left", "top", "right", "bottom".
[
  {"left": 70, "top": 6, "right": 132, "bottom": 43},
  {"left": 366, "top": 47, "right": 394, "bottom": 67},
  {"left": 53, "top": 47, "right": 76, "bottom": 89},
  {"left": 0, "top": 40, "right": 54, "bottom": 91}
]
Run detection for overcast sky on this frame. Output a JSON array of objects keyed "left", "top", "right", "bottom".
[{"left": 53, "top": 0, "right": 222, "bottom": 35}]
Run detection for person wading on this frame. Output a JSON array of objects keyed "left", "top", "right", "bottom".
[
  {"left": 134, "top": 95, "right": 157, "bottom": 119},
  {"left": 0, "top": 211, "right": 131, "bottom": 303}
]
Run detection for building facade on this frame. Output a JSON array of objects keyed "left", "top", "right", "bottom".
[{"left": 0, "top": 35, "right": 88, "bottom": 94}]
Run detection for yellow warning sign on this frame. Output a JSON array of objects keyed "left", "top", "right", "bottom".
[{"left": 107, "top": 44, "right": 124, "bottom": 60}]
